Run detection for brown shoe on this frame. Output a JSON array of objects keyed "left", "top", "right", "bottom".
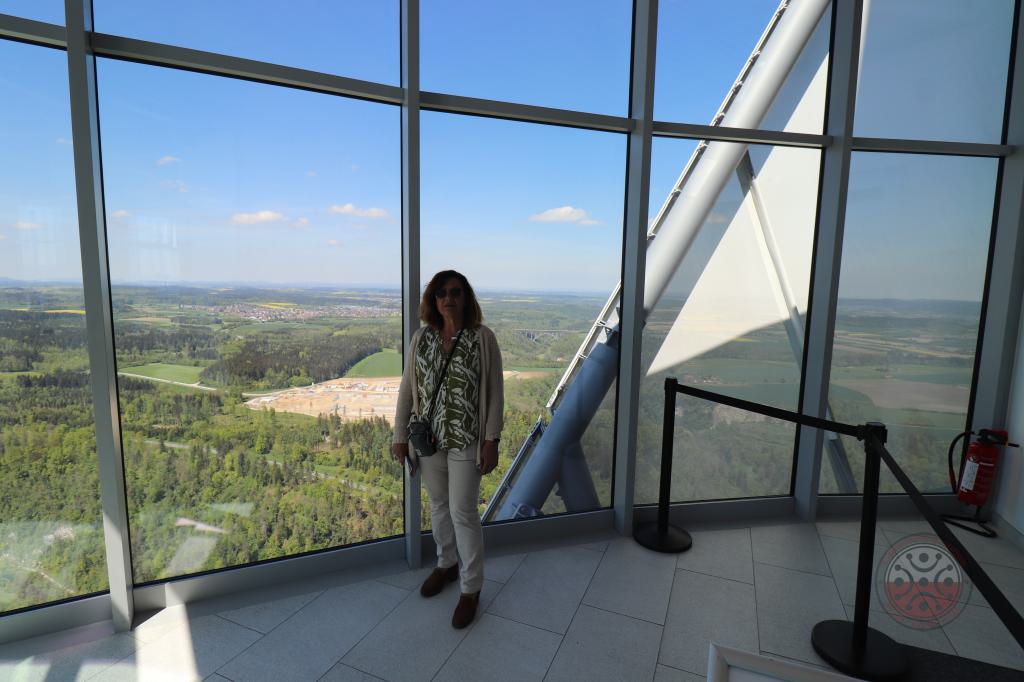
[
  {"left": 451, "top": 591, "right": 480, "bottom": 629},
  {"left": 420, "top": 564, "right": 459, "bottom": 598}
]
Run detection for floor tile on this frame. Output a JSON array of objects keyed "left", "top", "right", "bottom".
[
  {"left": 753, "top": 562, "right": 845, "bottom": 668},
  {"left": 660, "top": 569, "right": 757, "bottom": 675},
  {"left": 131, "top": 604, "right": 194, "bottom": 644},
  {"left": 0, "top": 630, "right": 137, "bottom": 682},
  {"left": 949, "top": 526, "right": 1024, "bottom": 570},
  {"left": 485, "top": 552, "right": 526, "bottom": 583},
  {"left": 545, "top": 605, "right": 662, "bottom": 682},
  {"left": 815, "top": 519, "right": 890, "bottom": 547},
  {"left": 92, "top": 614, "right": 261, "bottom": 682},
  {"left": 750, "top": 524, "right": 830, "bottom": 576},
  {"left": 654, "top": 663, "right": 705, "bottom": 681},
  {"left": 217, "top": 579, "right": 407, "bottom": 682},
  {"left": 676, "top": 528, "right": 753, "bottom": 584},
  {"left": 878, "top": 518, "right": 933, "bottom": 537},
  {"left": 341, "top": 579, "right": 500, "bottom": 682},
  {"left": 217, "top": 590, "right": 320, "bottom": 634},
  {"left": 433, "top": 613, "right": 561, "bottom": 682},
  {"left": 968, "top": 561, "right": 1024, "bottom": 612},
  {"left": 819, "top": 534, "right": 888, "bottom": 611},
  {"left": 582, "top": 538, "right": 678, "bottom": 624},
  {"left": 580, "top": 541, "right": 609, "bottom": 553},
  {"left": 375, "top": 565, "right": 434, "bottom": 592},
  {"left": 320, "top": 661, "right": 387, "bottom": 681},
  {"left": 942, "top": 604, "right": 1024, "bottom": 671},
  {"left": 841, "top": 603, "right": 956, "bottom": 655},
  {"left": 486, "top": 545, "right": 602, "bottom": 634},
  {"left": 758, "top": 651, "right": 832, "bottom": 673}
]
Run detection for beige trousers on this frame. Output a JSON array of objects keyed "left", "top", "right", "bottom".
[{"left": 419, "top": 445, "right": 484, "bottom": 594}]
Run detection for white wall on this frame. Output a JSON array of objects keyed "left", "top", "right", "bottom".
[{"left": 996, "top": 291, "right": 1024, "bottom": 535}]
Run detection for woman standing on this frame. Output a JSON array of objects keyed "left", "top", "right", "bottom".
[{"left": 392, "top": 270, "right": 503, "bottom": 629}]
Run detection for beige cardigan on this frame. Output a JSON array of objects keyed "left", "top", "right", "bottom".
[{"left": 393, "top": 324, "right": 504, "bottom": 464}]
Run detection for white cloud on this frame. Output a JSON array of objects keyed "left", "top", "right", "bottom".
[
  {"left": 529, "top": 206, "right": 599, "bottom": 225},
  {"left": 112, "top": 209, "right": 131, "bottom": 220},
  {"left": 350, "top": 164, "right": 360, "bottom": 172},
  {"left": 160, "top": 179, "right": 189, "bottom": 193},
  {"left": 13, "top": 221, "right": 41, "bottom": 230},
  {"left": 329, "top": 203, "right": 388, "bottom": 219},
  {"left": 0, "top": 234, "right": 6, "bottom": 240},
  {"left": 55, "top": 137, "right": 72, "bottom": 145},
  {"left": 306, "top": 170, "right": 317, "bottom": 177},
  {"left": 326, "top": 239, "right": 341, "bottom": 247},
  {"left": 157, "top": 155, "right": 181, "bottom": 166},
  {"left": 292, "top": 217, "right": 310, "bottom": 228},
  {"left": 231, "top": 210, "right": 286, "bottom": 225}
]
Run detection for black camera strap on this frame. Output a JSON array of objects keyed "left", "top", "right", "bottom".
[{"left": 424, "top": 328, "right": 463, "bottom": 425}]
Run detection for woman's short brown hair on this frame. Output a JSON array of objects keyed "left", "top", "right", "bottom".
[{"left": 420, "top": 270, "right": 482, "bottom": 330}]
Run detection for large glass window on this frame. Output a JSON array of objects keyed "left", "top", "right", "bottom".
[
  {"left": 421, "top": 112, "right": 625, "bottom": 521},
  {"left": 98, "top": 60, "right": 402, "bottom": 583},
  {"left": 93, "top": 1, "right": 399, "bottom": 85},
  {"left": 421, "top": 0, "right": 632, "bottom": 115},
  {"left": 821, "top": 153, "right": 998, "bottom": 494},
  {"left": 0, "top": 1, "right": 63, "bottom": 25},
  {"left": 854, "top": 0, "right": 1015, "bottom": 143},
  {"left": 636, "top": 138, "right": 821, "bottom": 503},
  {"left": 0, "top": 40, "right": 107, "bottom": 612},
  {"left": 655, "top": 1, "right": 830, "bottom": 134}
]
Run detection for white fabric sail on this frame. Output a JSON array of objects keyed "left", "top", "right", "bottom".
[{"left": 647, "top": 13, "right": 830, "bottom": 377}]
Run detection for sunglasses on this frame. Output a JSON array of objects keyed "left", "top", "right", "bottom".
[{"left": 434, "top": 287, "right": 464, "bottom": 299}]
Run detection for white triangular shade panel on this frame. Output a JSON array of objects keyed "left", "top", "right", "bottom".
[{"left": 647, "top": 15, "right": 829, "bottom": 378}]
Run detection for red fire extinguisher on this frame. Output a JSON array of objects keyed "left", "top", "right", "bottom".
[{"left": 943, "top": 429, "right": 1019, "bottom": 537}]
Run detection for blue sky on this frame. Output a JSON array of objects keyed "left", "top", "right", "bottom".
[{"left": 0, "top": 0, "right": 1015, "bottom": 299}]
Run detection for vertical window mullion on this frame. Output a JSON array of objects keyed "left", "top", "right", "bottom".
[
  {"left": 64, "top": 0, "right": 134, "bottom": 630},
  {"left": 974, "top": 4, "right": 1024, "bottom": 480},
  {"left": 615, "top": 0, "right": 659, "bottom": 534},
  {"left": 794, "top": 0, "right": 864, "bottom": 519},
  {"left": 401, "top": 0, "right": 422, "bottom": 567}
]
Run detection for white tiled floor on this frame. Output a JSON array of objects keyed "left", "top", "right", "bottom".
[{"left": 2, "top": 516, "right": 1023, "bottom": 681}]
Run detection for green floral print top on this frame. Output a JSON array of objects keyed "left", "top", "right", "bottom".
[{"left": 414, "top": 327, "right": 481, "bottom": 452}]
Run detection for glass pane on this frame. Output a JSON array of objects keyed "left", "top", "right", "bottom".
[
  {"left": 637, "top": 138, "right": 821, "bottom": 503},
  {"left": 94, "top": 1, "right": 399, "bottom": 85},
  {"left": 421, "top": 112, "right": 625, "bottom": 521},
  {"left": 98, "top": 59, "right": 402, "bottom": 583},
  {"left": 0, "top": 40, "right": 107, "bottom": 612},
  {"left": 421, "top": 0, "right": 632, "bottom": 115},
  {"left": 655, "top": 1, "right": 830, "bottom": 133},
  {"left": 855, "top": 0, "right": 1014, "bottom": 143},
  {"left": 0, "top": 1, "right": 63, "bottom": 24},
  {"left": 822, "top": 153, "right": 997, "bottom": 494}
]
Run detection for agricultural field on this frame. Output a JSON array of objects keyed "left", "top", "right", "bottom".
[
  {"left": 345, "top": 348, "right": 402, "bottom": 378},
  {"left": 119, "top": 362, "right": 205, "bottom": 385}
]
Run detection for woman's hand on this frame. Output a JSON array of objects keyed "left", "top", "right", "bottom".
[
  {"left": 391, "top": 442, "right": 408, "bottom": 465},
  {"left": 479, "top": 440, "right": 499, "bottom": 475}
]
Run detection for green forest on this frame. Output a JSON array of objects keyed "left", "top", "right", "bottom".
[{"left": 0, "top": 284, "right": 978, "bottom": 613}]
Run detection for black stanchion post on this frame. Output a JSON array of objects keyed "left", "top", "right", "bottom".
[
  {"left": 658, "top": 377, "right": 677, "bottom": 535},
  {"left": 635, "top": 377, "right": 693, "bottom": 553},
  {"left": 811, "top": 422, "right": 909, "bottom": 681}
]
